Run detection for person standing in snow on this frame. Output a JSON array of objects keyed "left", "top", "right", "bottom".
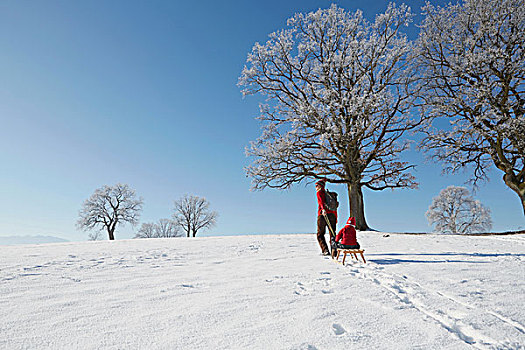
[
  {"left": 335, "top": 217, "right": 360, "bottom": 249},
  {"left": 315, "top": 179, "right": 338, "bottom": 256}
]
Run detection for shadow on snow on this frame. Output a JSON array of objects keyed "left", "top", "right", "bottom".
[{"left": 366, "top": 252, "right": 524, "bottom": 265}]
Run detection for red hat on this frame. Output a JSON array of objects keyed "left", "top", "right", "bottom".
[
  {"left": 346, "top": 217, "right": 356, "bottom": 226},
  {"left": 315, "top": 179, "right": 326, "bottom": 187}
]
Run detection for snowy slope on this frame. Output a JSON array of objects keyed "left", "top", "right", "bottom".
[{"left": 1, "top": 233, "right": 524, "bottom": 349}]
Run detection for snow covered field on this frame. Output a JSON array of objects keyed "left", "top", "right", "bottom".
[{"left": 1, "top": 232, "right": 524, "bottom": 349}]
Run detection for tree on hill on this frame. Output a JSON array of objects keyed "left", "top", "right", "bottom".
[
  {"left": 172, "top": 195, "right": 217, "bottom": 237},
  {"left": 135, "top": 222, "right": 156, "bottom": 238},
  {"left": 426, "top": 185, "right": 492, "bottom": 234},
  {"left": 134, "top": 219, "right": 182, "bottom": 238},
  {"left": 417, "top": 0, "right": 525, "bottom": 215},
  {"left": 155, "top": 218, "right": 181, "bottom": 238},
  {"left": 88, "top": 231, "right": 103, "bottom": 241},
  {"left": 77, "top": 183, "right": 143, "bottom": 240},
  {"left": 239, "top": 4, "right": 425, "bottom": 230}
]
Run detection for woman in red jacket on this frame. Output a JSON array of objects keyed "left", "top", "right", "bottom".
[
  {"left": 335, "top": 217, "right": 360, "bottom": 249},
  {"left": 316, "top": 179, "right": 337, "bottom": 255}
]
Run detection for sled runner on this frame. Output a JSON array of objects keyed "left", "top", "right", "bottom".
[{"left": 335, "top": 249, "right": 366, "bottom": 264}]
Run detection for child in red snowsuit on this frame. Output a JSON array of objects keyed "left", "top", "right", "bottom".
[{"left": 335, "top": 217, "right": 360, "bottom": 249}]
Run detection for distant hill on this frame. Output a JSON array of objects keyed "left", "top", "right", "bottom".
[{"left": 0, "top": 235, "right": 69, "bottom": 245}]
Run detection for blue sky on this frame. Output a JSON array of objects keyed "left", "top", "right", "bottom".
[{"left": 1, "top": 0, "right": 523, "bottom": 241}]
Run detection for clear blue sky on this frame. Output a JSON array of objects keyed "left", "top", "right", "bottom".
[{"left": 1, "top": 0, "right": 523, "bottom": 241}]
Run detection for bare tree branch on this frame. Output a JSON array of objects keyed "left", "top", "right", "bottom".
[{"left": 417, "top": 0, "right": 525, "bottom": 214}]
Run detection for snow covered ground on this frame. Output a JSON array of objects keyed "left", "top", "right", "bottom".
[{"left": 1, "top": 232, "right": 524, "bottom": 349}]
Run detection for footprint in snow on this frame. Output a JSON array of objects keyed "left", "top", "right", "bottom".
[
  {"left": 332, "top": 323, "right": 346, "bottom": 336},
  {"left": 391, "top": 284, "right": 406, "bottom": 294},
  {"left": 294, "top": 282, "right": 307, "bottom": 295}
]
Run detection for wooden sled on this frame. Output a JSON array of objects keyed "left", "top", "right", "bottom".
[{"left": 334, "top": 249, "right": 366, "bottom": 264}]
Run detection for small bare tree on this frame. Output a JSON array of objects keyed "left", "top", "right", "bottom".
[
  {"left": 88, "top": 231, "right": 103, "bottom": 241},
  {"left": 135, "top": 222, "right": 156, "bottom": 238},
  {"left": 134, "top": 219, "right": 181, "bottom": 239},
  {"left": 155, "top": 219, "right": 181, "bottom": 238},
  {"left": 239, "top": 4, "right": 425, "bottom": 230},
  {"left": 426, "top": 185, "right": 492, "bottom": 234},
  {"left": 172, "top": 195, "right": 217, "bottom": 237},
  {"left": 77, "top": 183, "right": 143, "bottom": 240},
  {"left": 417, "top": 0, "right": 525, "bottom": 214}
]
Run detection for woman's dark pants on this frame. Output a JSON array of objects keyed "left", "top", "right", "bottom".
[{"left": 317, "top": 213, "right": 336, "bottom": 254}]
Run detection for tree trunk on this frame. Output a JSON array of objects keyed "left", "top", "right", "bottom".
[
  {"left": 346, "top": 183, "right": 370, "bottom": 231},
  {"left": 108, "top": 228, "right": 115, "bottom": 240},
  {"left": 192, "top": 229, "right": 197, "bottom": 237},
  {"left": 502, "top": 173, "right": 525, "bottom": 216},
  {"left": 517, "top": 192, "right": 525, "bottom": 216}
]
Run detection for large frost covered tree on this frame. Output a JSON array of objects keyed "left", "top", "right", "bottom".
[
  {"left": 239, "top": 4, "right": 423, "bottom": 230},
  {"left": 426, "top": 185, "right": 492, "bottom": 234},
  {"left": 77, "top": 183, "right": 143, "bottom": 240},
  {"left": 417, "top": 0, "right": 525, "bottom": 215}
]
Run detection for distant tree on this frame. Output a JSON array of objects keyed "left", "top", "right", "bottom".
[
  {"left": 155, "top": 218, "right": 181, "bottom": 238},
  {"left": 134, "top": 219, "right": 181, "bottom": 239},
  {"left": 88, "top": 231, "right": 103, "bottom": 241},
  {"left": 239, "top": 4, "right": 425, "bottom": 230},
  {"left": 417, "top": 0, "right": 525, "bottom": 214},
  {"left": 135, "top": 222, "right": 156, "bottom": 239},
  {"left": 77, "top": 183, "right": 143, "bottom": 240},
  {"left": 426, "top": 186, "right": 492, "bottom": 234},
  {"left": 173, "top": 195, "right": 217, "bottom": 237}
]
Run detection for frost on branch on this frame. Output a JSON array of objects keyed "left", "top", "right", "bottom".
[
  {"left": 239, "top": 3, "right": 425, "bottom": 230},
  {"left": 417, "top": 0, "right": 525, "bottom": 214},
  {"left": 426, "top": 186, "right": 492, "bottom": 234}
]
